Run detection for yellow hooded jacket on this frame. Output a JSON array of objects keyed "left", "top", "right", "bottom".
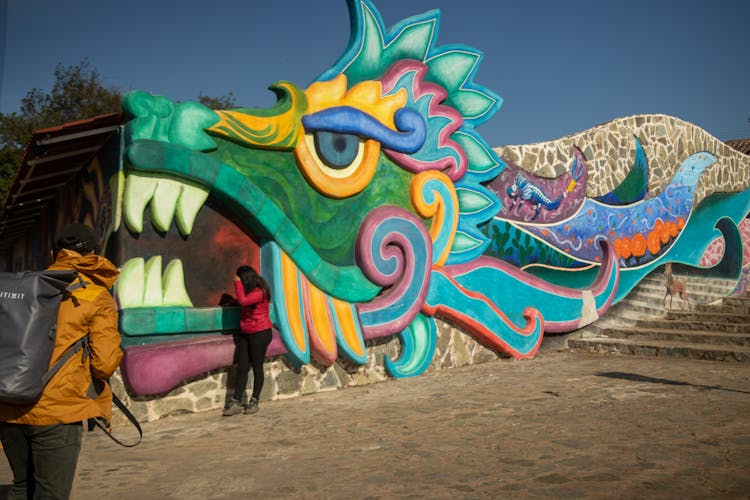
[{"left": 0, "top": 249, "right": 123, "bottom": 426}]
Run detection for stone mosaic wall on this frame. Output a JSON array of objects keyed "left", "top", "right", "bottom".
[
  {"left": 495, "top": 114, "right": 750, "bottom": 205},
  {"left": 111, "top": 318, "right": 500, "bottom": 424}
]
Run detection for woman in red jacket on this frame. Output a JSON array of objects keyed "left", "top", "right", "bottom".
[{"left": 223, "top": 265, "right": 273, "bottom": 416}]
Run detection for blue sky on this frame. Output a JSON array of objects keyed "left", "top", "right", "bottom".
[{"left": 2, "top": 0, "right": 748, "bottom": 146}]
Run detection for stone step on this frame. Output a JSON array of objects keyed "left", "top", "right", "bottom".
[
  {"left": 665, "top": 310, "right": 750, "bottom": 324},
  {"left": 638, "top": 288, "right": 736, "bottom": 303},
  {"left": 696, "top": 302, "right": 750, "bottom": 315},
  {"left": 626, "top": 292, "right": 703, "bottom": 311},
  {"left": 628, "top": 279, "right": 732, "bottom": 298},
  {"left": 599, "top": 327, "right": 750, "bottom": 346},
  {"left": 636, "top": 318, "right": 750, "bottom": 334},
  {"left": 639, "top": 274, "right": 737, "bottom": 288},
  {"left": 563, "top": 273, "right": 748, "bottom": 362},
  {"left": 630, "top": 283, "right": 729, "bottom": 297},
  {"left": 725, "top": 296, "right": 750, "bottom": 307},
  {"left": 638, "top": 278, "right": 736, "bottom": 296},
  {"left": 568, "top": 337, "right": 750, "bottom": 362},
  {"left": 614, "top": 298, "right": 668, "bottom": 317},
  {"left": 631, "top": 283, "right": 732, "bottom": 299}
]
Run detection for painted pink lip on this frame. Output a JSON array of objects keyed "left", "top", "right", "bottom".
[{"left": 121, "top": 329, "right": 287, "bottom": 396}]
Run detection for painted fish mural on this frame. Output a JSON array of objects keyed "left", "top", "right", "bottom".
[
  {"left": 108, "top": 0, "right": 750, "bottom": 397},
  {"left": 487, "top": 143, "right": 717, "bottom": 269}
]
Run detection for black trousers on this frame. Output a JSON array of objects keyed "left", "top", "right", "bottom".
[
  {"left": 234, "top": 329, "right": 272, "bottom": 401},
  {"left": 0, "top": 421, "right": 83, "bottom": 500}
]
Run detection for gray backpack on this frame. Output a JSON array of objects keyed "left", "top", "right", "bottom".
[
  {"left": 0, "top": 269, "right": 143, "bottom": 446},
  {"left": 0, "top": 270, "right": 86, "bottom": 405}
]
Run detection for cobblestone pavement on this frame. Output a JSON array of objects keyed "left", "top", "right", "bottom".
[{"left": 2, "top": 350, "right": 750, "bottom": 499}]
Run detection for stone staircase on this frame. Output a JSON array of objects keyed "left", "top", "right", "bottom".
[{"left": 566, "top": 271, "right": 750, "bottom": 361}]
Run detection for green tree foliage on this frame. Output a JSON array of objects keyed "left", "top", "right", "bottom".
[
  {"left": 0, "top": 59, "right": 121, "bottom": 206},
  {"left": 197, "top": 91, "right": 236, "bottom": 110}
]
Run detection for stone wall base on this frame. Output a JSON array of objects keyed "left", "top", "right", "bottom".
[{"left": 110, "top": 319, "right": 505, "bottom": 425}]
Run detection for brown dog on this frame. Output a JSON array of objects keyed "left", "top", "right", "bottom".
[{"left": 663, "top": 262, "right": 690, "bottom": 310}]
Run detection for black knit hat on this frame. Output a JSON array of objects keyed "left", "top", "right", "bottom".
[{"left": 55, "top": 223, "right": 99, "bottom": 254}]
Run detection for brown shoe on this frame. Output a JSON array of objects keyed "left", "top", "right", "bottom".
[
  {"left": 222, "top": 399, "right": 243, "bottom": 416},
  {"left": 244, "top": 398, "right": 259, "bottom": 414}
]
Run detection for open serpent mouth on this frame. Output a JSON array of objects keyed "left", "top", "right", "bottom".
[
  {"left": 111, "top": 152, "right": 376, "bottom": 370},
  {"left": 111, "top": 171, "right": 261, "bottom": 348},
  {"left": 110, "top": 162, "right": 378, "bottom": 396}
]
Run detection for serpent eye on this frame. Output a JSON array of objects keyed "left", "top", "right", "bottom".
[
  {"left": 296, "top": 75, "right": 427, "bottom": 198},
  {"left": 313, "top": 131, "right": 362, "bottom": 171},
  {"left": 295, "top": 103, "right": 425, "bottom": 199},
  {"left": 295, "top": 113, "right": 381, "bottom": 199},
  {"left": 298, "top": 130, "right": 373, "bottom": 191}
]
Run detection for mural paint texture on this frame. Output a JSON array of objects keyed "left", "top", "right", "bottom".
[{"left": 102, "top": 0, "right": 750, "bottom": 397}]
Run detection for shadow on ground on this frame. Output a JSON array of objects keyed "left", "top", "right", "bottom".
[{"left": 596, "top": 371, "right": 750, "bottom": 395}]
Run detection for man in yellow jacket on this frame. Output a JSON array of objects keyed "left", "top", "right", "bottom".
[{"left": 0, "top": 224, "right": 122, "bottom": 500}]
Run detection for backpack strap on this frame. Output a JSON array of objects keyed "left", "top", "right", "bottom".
[
  {"left": 61, "top": 272, "right": 88, "bottom": 301},
  {"left": 40, "top": 273, "right": 90, "bottom": 386},
  {"left": 45, "top": 332, "right": 143, "bottom": 447},
  {"left": 41, "top": 335, "right": 90, "bottom": 386},
  {"left": 86, "top": 367, "right": 143, "bottom": 447},
  {"left": 91, "top": 394, "right": 143, "bottom": 448},
  {"left": 66, "top": 272, "right": 88, "bottom": 292}
]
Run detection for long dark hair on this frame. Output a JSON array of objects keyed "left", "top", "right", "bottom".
[{"left": 236, "top": 265, "right": 271, "bottom": 300}]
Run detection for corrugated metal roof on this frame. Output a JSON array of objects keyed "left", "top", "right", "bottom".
[{"left": 0, "top": 112, "right": 124, "bottom": 248}]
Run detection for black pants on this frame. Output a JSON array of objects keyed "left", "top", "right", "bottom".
[
  {"left": 234, "top": 329, "right": 272, "bottom": 401},
  {"left": 0, "top": 421, "right": 83, "bottom": 500}
]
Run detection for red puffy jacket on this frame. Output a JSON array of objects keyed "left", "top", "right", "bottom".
[{"left": 234, "top": 279, "right": 272, "bottom": 334}]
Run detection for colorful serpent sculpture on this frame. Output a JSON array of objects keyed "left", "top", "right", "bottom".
[{"left": 110, "top": 0, "right": 750, "bottom": 396}]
